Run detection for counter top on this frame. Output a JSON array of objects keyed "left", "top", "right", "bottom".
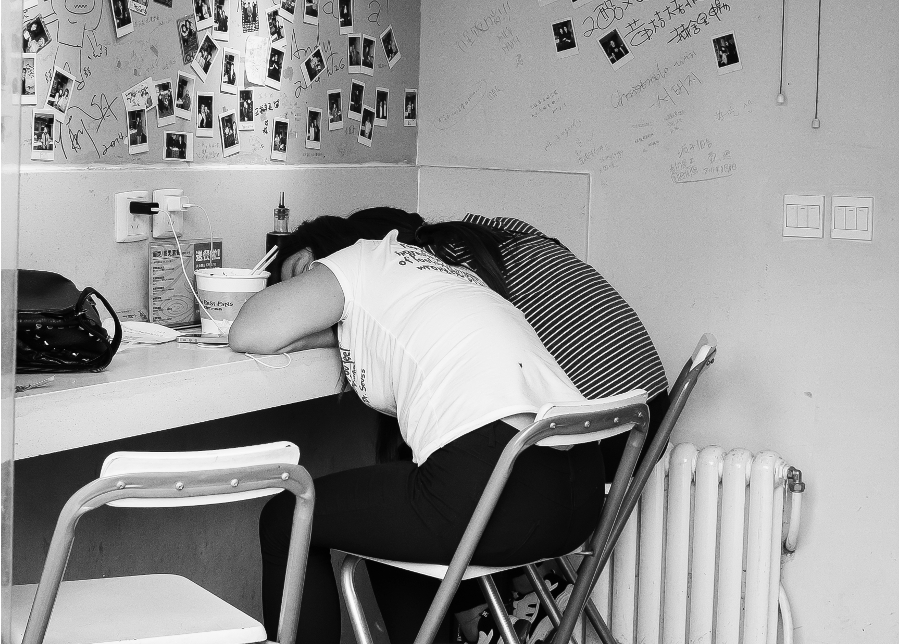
[{"left": 14, "top": 342, "right": 344, "bottom": 459}]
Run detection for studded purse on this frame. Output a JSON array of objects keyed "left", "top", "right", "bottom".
[{"left": 16, "top": 270, "right": 122, "bottom": 374}]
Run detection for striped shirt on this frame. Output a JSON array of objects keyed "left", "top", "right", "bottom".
[{"left": 442, "top": 215, "right": 668, "bottom": 402}]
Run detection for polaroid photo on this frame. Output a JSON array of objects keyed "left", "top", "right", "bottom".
[
  {"left": 155, "top": 79, "right": 176, "bottom": 127},
  {"left": 177, "top": 14, "right": 200, "bottom": 65},
  {"left": 271, "top": 117, "right": 288, "bottom": 161},
  {"left": 123, "top": 77, "right": 155, "bottom": 111},
  {"left": 327, "top": 89, "right": 343, "bottom": 130},
  {"left": 213, "top": 0, "right": 231, "bottom": 41},
  {"left": 154, "top": 80, "right": 176, "bottom": 127},
  {"left": 242, "top": 0, "right": 259, "bottom": 32},
  {"left": 219, "top": 109, "right": 240, "bottom": 156},
  {"left": 22, "top": 54, "right": 37, "bottom": 105},
  {"left": 31, "top": 110, "right": 55, "bottom": 161},
  {"left": 380, "top": 26, "right": 400, "bottom": 69},
  {"left": 374, "top": 87, "right": 388, "bottom": 126},
  {"left": 24, "top": 15, "right": 52, "bottom": 54},
  {"left": 361, "top": 35, "right": 375, "bottom": 76},
  {"left": 306, "top": 107, "right": 321, "bottom": 150},
  {"left": 599, "top": 29, "right": 632, "bottom": 71},
  {"left": 196, "top": 92, "right": 215, "bottom": 138},
  {"left": 265, "top": 44, "right": 286, "bottom": 90},
  {"left": 110, "top": 0, "right": 135, "bottom": 37},
  {"left": 238, "top": 88, "right": 255, "bottom": 130},
  {"left": 358, "top": 105, "right": 374, "bottom": 147},
  {"left": 221, "top": 48, "right": 239, "bottom": 94},
  {"left": 338, "top": 0, "right": 353, "bottom": 34},
  {"left": 713, "top": 32, "right": 742, "bottom": 75},
  {"left": 244, "top": 34, "right": 270, "bottom": 85},
  {"left": 403, "top": 89, "right": 417, "bottom": 127},
  {"left": 280, "top": 0, "right": 296, "bottom": 22},
  {"left": 347, "top": 35, "right": 362, "bottom": 74},
  {"left": 130, "top": 0, "right": 149, "bottom": 16},
  {"left": 45, "top": 66, "right": 76, "bottom": 122},
  {"left": 194, "top": 0, "right": 214, "bottom": 31},
  {"left": 303, "top": 0, "right": 318, "bottom": 25},
  {"left": 192, "top": 33, "right": 220, "bottom": 83},
  {"left": 164, "top": 131, "right": 194, "bottom": 162},
  {"left": 266, "top": 5, "right": 286, "bottom": 43},
  {"left": 174, "top": 71, "right": 197, "bottom": 121},
  {"left": 552, "top": 19, "right": 577, "bottom": 58},
  {"left": 348, "top": 79, "right": 364, "bottom": 121},
  {"left": 127, "top": 107, "right": 149, "bottom": 154},
  {"left": 301, "top": 46, "right": 326, "bottom": 87}
]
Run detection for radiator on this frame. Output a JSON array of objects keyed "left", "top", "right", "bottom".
[{"left": 589, "top": 442, "right": 802, "bottom": 644}]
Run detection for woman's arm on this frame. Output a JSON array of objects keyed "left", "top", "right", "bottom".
[{"left": 228, "top": 262, "right": 344, "bottom": 354}]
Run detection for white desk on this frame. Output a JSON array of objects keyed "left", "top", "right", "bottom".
[{"left": 14, "top": 343, "right": 343, "bottom": 460}]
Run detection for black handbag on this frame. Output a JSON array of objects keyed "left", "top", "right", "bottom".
[{"left": 16, "top": 270, "right": 122, "bottom": 374}]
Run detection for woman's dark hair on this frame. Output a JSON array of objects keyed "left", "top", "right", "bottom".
[{"left": 275, "top": 206, "right": 512, "bottom": 298}]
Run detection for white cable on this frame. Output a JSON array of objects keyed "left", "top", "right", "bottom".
[
  {"left": 166, "top": 200, "right": 294, "bottom": 369},
  {"left": 244, "top": 352, "right": 293, "bottom": 369},
  {"left": 163, "top": 208, "right": 229, "bottom": 337}
]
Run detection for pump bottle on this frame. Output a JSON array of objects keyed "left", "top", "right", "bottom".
[{"left": 265, "top": 192, "right": 291, "bottom": 286}]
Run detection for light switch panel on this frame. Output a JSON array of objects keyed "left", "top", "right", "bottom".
[
  {"left": 831, "top": 196, "right": 874, "bottom": 241},
  {"left": 783, "top": 195, "right": 824, "bottom": 238}
]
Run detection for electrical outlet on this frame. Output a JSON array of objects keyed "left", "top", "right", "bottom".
[
  {"left": 114, "top": 191, "right": 151, "bottom": 242},
  {"left": 152, "top": 188, "right": 184, "bottom": 238}
]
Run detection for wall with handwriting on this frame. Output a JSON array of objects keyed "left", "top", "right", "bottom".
[
  {"left": 21, "top": 0, "right": 418, "bottom": 165},
  {"left": 417, "top": 1, "right": 898, "bottom": 642}
]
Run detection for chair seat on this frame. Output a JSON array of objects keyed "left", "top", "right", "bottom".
[
  {"left": 346, "top": 547, "right": 590, "bottom": 582},
  {"left": 11, "top": 574, "right": 266, "bottom": 644},
  {"left": 348, "top": 553, "right": 526, "bottom": 581}
]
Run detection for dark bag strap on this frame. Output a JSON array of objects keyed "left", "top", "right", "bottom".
[{"left": 75, "top": 286, "right": 122, "bottom": 357}]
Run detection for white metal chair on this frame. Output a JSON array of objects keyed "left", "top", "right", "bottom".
[
  {"left": 11, "top": 441, "right": 315, "bottom": 644},
  {"left": 341, "top": 389, "right": 652, "bottom": 644},
  {"left": 341, "top": 334, "right": 717, "bottom": 644}
]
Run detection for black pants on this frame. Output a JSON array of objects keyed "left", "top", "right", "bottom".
[{"left": 259, "top": 420, "right": 606, "bottom": 643}]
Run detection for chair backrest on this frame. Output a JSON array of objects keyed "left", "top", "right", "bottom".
[
  {"left": 21, "top": 441, "right": 313, "bottom": 644},
  {"left": 534, "top": 389, "right": 648, "bottom": 447},
  {"left": 100, "top": 441, "right": 301, "bottom": 507}
]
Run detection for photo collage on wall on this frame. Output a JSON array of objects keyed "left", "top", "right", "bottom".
[{"left": 21, "top": 0, "right": 418, "bottom": 162}]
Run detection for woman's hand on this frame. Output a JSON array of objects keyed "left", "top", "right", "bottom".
[{"left": 228, "top": 262, "right": 344, "bottom": 354}]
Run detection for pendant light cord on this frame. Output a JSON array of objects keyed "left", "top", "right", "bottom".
[
  {"left": 813, "top": 0, "right": 823, "bottom": 121},
  {"left": 778, "top": 0, "right": 787, "bottom": 96}
]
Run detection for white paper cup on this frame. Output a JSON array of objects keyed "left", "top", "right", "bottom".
[{"left": 195, "top": 268, "right": 269, "bottom": 335}]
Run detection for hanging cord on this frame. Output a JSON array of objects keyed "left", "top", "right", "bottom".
[
  {"left": 811, "top": 0, "right": 823, "bottom": 127},
  {"left": 776, "top": 0, "right": 787, "bottom": 104}
]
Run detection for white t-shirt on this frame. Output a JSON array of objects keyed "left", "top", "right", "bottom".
[{"left": 316, "top": 231, "right": 586, "bottom": 464}]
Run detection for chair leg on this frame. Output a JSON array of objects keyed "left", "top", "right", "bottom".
[
  {"left": 555, "top": 558, "right": 613, "bottom": 644},
  {"left": 477, "top": 575, "right": 523, "bottom": 644},
  {"left": 524, "top": 565, "right": 580, "bottom": 644},
  {"left": 340, "top": 555, "right": 375, "bottom": 644},
  {"left": 552, "top": 424, "right": 647, "bottom": 644}
]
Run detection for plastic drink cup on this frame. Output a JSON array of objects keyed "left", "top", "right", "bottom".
[{"left": 194, "top": 268, "right": 269, "bottom": 335}]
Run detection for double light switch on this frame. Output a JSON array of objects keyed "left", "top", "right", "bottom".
[{"left": 783, "top": 195, "right": 874, "bottom": 241}]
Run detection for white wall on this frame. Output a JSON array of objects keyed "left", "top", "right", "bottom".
[
  {"left": 18, "top": 165, "right": 419, "bottom": 314},
  {"left": 417, "top": 165, "right": 590, "bottom": 259},
  {"left": 418, "top": 1, "right": 898, "bottom": 642}
]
